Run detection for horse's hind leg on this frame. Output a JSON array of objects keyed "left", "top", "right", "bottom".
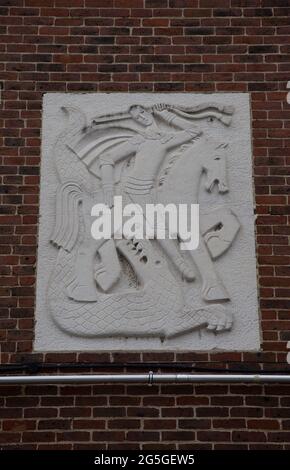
[
  {"left": 66, "top": 236, "right": 99, "bottom": 302},
  {"left": 157, "top": 238, "right": 196, "bottom": 281}
]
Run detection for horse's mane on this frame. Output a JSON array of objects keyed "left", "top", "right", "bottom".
[{"left": 158, "top": 133, "right": 203, "bottom": 187}]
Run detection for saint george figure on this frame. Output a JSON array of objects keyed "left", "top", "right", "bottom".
[
  {"left": 67, "top": 104, "right": 201, "bottom": 301},
  {"left": 67, "top": 104, "right": 231, "bottom": 304}
]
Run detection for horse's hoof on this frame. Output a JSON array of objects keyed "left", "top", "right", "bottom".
[
  {"left": 206, "top": 309, "right": 233, "bottom": 332},
  {"left": 177, "top": 259, "right": 196, "bottom": 281},
  {"left": 205, "top": 234, "right": 231, "bottom": 259}
]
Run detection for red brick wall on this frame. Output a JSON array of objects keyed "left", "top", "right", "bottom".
[{"left": 0, "top": 0, "right": 290, "bottom": 450}]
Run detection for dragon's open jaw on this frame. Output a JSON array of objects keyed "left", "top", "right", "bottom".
[{"left": 205, "top": 177, "right": 229, "bottom": 194}]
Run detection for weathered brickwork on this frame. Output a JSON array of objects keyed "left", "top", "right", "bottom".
[{"left": 0, "top": 0, "right": 290, "bottom": 449}]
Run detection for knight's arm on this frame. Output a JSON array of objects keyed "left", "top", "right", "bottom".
[
  {"left": 99, "top": 140, "right": 136, "bottom": 189},
  {"left": 155, "top": 108, "right": 200, "bottom": 132}
]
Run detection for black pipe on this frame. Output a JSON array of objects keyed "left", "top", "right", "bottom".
[{"left": 0, "top": 362, "right": 289, "bottom": 375}]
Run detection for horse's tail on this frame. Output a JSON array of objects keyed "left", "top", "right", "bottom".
[{"left": 50, "top": 182, "right": 82, "bottom": 252}]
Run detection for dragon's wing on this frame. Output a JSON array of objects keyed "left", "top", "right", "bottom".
[{"left": 69, "top": 123, "right": 141, "bottom": 182}]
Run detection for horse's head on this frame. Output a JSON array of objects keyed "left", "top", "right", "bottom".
[{"left": 202, "top": 141, "right": 229, "bottom": 194}]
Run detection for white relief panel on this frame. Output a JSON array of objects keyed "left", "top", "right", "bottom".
[{"left": 35, "top": 93, "right": 260, "bottom": 351}]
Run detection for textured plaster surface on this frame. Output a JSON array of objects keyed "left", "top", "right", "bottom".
[{"left": 35, "top": 93, "right": 260, "bottom": 351}]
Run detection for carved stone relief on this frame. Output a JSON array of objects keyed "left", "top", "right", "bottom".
[{"left": 35, "top": 93, "right": 260, "bottom": 351}]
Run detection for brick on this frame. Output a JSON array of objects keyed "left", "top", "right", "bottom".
[
  {"left": 267, "top": 432, "right": 290, "bottom": 442},
  {"left": 93, "top": 431, "right": 126, "bottom": 441},
  {"left": 73, "top": 419, "right": 106, "bottom": 430},
  {"left": 22, "top": 432, "right": 55, "bottom": 443},
  {"left": 108, "top": 419, "right": 141, "bottom": 429},
  {"left": 0, "top": 433, "right": 21, "bottom": 444},
  {"left": 197, "top": 431, "right": 231, "bottom": 442},
  {"left": 38, "top": 419, "right": 72, "bottom": 430},
  {"left": 247, "top": 419, "right": 280, "bottom": 430},
  {"left": 3, "top": 419, "right": 36, "bottom": 432},
  {"left": 24, "top": 408, "right": 58, "bottom": 418},
  {"left": 162, "top": 431, "right": 196, "bottom": 441},
  {"left": 231, "top": 407, "right": 263, "bottom": 418},
  {"left": 93, "top": 407, "right": 125, "bottom": 417},
  {"left": 196, "top": 407, "right": 229, "bottom": 417},
  {"left": 128, "top": 407, "right": 159, "bottom": 417},
  {"left": 213, "top": 419, "right": 246, "bottom": 429},
  {"left": 233, "top": 431, "right": 267, "bottom": 442},
  {"left": 57, "top": 431, "right": 90, "bottom": 442},
  {"left": 141, "top": 417, "right": 173, "bottom": 431},
  {"left": 179, "top": 419, "right": 211, "bottom": 429}
]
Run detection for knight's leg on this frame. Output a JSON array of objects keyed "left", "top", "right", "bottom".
[
  {"left": 66, "top": 193, "right": 111, "bottom": 301},
  {"left": 94, "top": 239, "right": 121, "bottom": 292},
  {"left": 124, "top": 190, "right": 195, "bottom": 280},
  {"left": 185, "top": 235, "right": 229, "bottom": 302}
]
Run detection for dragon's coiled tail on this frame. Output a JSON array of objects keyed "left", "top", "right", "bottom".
[
  {"left": 48, "top": 241, "right": 184, "bottom": 337},
  {"left": 48, "top": 240, "right": 233, "bottom": 338}
]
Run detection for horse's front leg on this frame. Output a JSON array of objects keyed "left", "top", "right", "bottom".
[
  {"left": 201, "top": 208, "right": 240, "bottom": 259},
  {"left": 183, "top": 234, "right": 229, "bottom": 302},
  {"left": 66, "top": 194, "right": 99, "bottom": 301}
]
